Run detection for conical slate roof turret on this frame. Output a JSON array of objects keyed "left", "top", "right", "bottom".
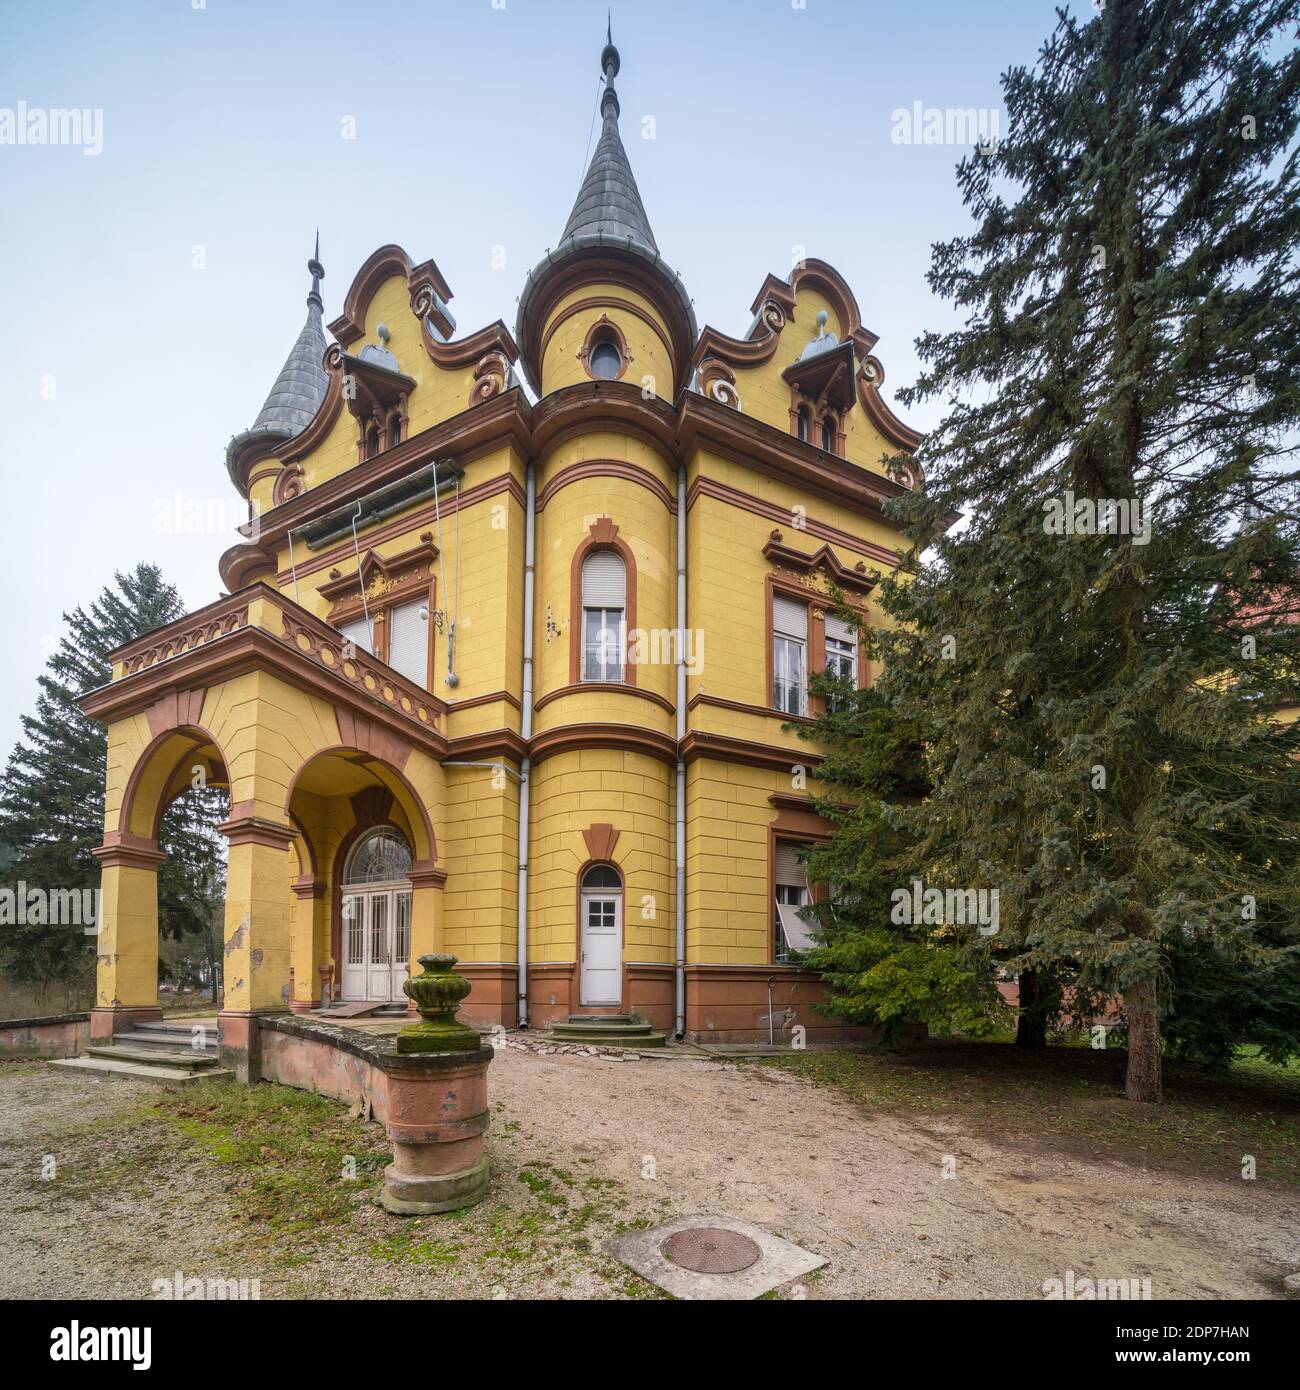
[
  {"left": 515, "top": 26, "right": 696, "bottom": 394},
  {"left": 560, "top": 23, "right": 658, "bottom": 253},
  {"left": 249, "top": 234, "right": 329, "bottom": 435},
  {"left": 226, "top": 237, "right": 330, "bottom": 489}
]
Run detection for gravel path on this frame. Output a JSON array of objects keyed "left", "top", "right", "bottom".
[{"left": 1, "top": 1049, "right": 1294, "bottom": 1300}]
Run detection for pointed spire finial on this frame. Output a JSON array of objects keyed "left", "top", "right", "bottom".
[
  {"left": 600, "top": 18, "right": 621, "bottom": 117},
  {"left": 307, "top": 231, "right": 325, "bottom": 313}
]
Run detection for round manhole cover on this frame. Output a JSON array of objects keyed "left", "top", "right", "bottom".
[{"left": 661, "top": 1227, "right": 762, "bottom": 1274}]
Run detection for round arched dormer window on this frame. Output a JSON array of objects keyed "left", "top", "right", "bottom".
[
  {"left": 589, "top": 338, "right": 623, "bottom": 380},
  {"left": 796, "top": 406, "right": 812, "bottom": 442},
  {"left": 821, "top": 417, "right": 836, "bottom": 453}
]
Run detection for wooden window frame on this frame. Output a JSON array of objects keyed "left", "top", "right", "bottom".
[{"left": 765, "top": 574, "right": 868, "bottom": 720}]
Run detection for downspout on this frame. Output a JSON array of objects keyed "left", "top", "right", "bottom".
[
  {"left": 674, "top": 464, "right": 687, "bottom": 1040},
  {"left": 517, "top": 462, "right": 536, "bottom": 1028}
]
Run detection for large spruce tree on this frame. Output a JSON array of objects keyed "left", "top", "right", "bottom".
[
  {"left": 0, "top": 565, "right": 227, "bottom": 985},
  {"left": 810, "top": 0, "right": 1300, "bottom": 1101}
]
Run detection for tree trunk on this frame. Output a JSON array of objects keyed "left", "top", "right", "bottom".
[
  {"left": 1124, "top": 976, "right": 1162, "bottom": 1103},
  {"left": 1015, "top": 969, "right": 1048, "bottom": 1049}
]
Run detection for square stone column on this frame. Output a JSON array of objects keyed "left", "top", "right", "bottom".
[
  {"left": 289, "top": 876, "right": 327, "bottom": 1013},
  {"left": 88, "top": 834, "right": 167, "bottom": 1039},
  {"left": 218, "top": 814, "right": 296, "bottom": 1080}
]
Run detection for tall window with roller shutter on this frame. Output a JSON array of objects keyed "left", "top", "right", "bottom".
[
  {"left": 772, "top": 593, "right": 809, "bottom": 715},
  {"left": 581, "top": 549, "right": 627, "bottom": 682}
]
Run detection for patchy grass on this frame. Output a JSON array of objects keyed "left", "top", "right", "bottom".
[
  {"left": 761, "top": 1039, "right": 1300, "bottom": 1186},
  {"left": 146, "top": 1079, "right": 390, "bottom": 1239}
]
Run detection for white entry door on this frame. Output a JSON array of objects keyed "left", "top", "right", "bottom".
[
  {"left": 341, "top": 887, "right": 411, "bottom": 1002},
  {"left": 580, "top": 887, "right": 622, "bottom": 1006}
]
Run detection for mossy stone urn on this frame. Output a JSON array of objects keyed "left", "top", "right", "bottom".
[{"left": 398, "top": 953, "right": 480, "bottom": 1054}]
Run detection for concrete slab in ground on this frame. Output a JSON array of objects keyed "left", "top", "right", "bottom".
[{"left": 605, "top": 1213, "right": 826, "bottom": 1300}]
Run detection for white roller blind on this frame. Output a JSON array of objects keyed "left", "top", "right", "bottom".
[
  {"left": 338, "top": 616, "right": 373, "bottom": 654},
  {"left": 387, "top": 600, "right": 428, "bottom": 687},
  {"left": 773, "top": 594, "right": 807, "bottom": 638},
  {"left": 582, "top": 550, "right": 626, "bottom": 607},
  {"left": 826, "top": 613, "right": 855, "bottom": 645},
  {"left": 777, "top": 901, "right": 818, "bottom": 953},
  {"left": 774, "top": 842, "right": 807, "bottom": 889}
]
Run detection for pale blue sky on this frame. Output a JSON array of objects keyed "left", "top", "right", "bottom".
[{"left": 0, "top": 0, "right": 1077, "bottom": 755}]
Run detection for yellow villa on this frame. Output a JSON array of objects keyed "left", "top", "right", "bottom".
[{"left": 80, "top": 32, "right": 923, "bottom": 1072}]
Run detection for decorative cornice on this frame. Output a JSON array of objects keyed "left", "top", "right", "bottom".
[
  {"left": 676, "top": 391, "right": 915, "bottom": 528},
  {"left": 528, "top": 723, "right": 677, "bottom": 767},
  {"left": 761, "top": 533, "right": 878, "bottom": 593},
  {"left": 680, "top": 730, "right": 823, "bottom": 772}
]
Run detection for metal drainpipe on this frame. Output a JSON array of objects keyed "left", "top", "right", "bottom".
[
  {"left": 517, "top": 462, "right": 536, "bottom": 1028},
  {"left": 674, "top": 464, "right": 687, "bottom": 1040}
]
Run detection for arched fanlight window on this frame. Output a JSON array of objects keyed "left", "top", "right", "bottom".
[
  {"left": 588, "top": 337, "right": 623, "bottom": 380},
  {"left": 581, "top": 863, "right": 621, "bottom": 891},
  {"left": 821, "top": 417, "right": 836, "bottom": 452},
  {"left": 343, "top": 827, "right": 412, "bottom": 885},
  {"left": 581, "top": 549, "right": 626, "bottom": 682},
  {"left": 796, "top": 406, "right": 811, "bottom": 442}
]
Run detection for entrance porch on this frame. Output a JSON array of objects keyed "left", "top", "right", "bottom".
[{"left": 79, "top": 583, "right": 450, "bottom": 1078}]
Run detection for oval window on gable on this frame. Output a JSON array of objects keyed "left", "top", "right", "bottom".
[
  {"left": 343, "top": 827, "right": 412, "bottom": 885},
  {"left": 589, "top": 338, "right": 622, "bottom": 380}
]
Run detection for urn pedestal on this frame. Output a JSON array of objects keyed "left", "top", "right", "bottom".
[{"left": 379, "top": 953, "right": 493, "bottom": 1215}]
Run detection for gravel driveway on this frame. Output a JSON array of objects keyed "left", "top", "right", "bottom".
[{"left": 1, "top": 1048, "right": 1293, "bottom": 1299}]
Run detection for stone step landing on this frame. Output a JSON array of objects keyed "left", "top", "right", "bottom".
[
  {"left": 48, "top": 1046, "right": 232, "bottom": 1086},
  {"left": 548, "top": 1015, "right": 667, "bottom": 1048}
]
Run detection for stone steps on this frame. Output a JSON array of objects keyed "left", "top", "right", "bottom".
[
  {"left": 85, "top": 1044, "right": 219, "bottom": 1070},
  {"left": 548, "top": 1015, "right": 667, "bottom": 1048},
  {"left": 111, "top": 1029, "right": 219, "bottom": 1056},
  {"left": 48, "top": 1054, "right": 233, "bottom": 1086}
]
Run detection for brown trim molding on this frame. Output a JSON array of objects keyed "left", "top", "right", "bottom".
[
  {"left": 447, "top": 689, "right": 523, "bottom": 714},
  {"left": 84, "top": 586, "right": 449, "bottom": 760},
  {"left": 218, "top": 815, "right": 297, "bottom": 850},
  {"left": 762, "top": 533, "right": 877, "bottom": 593},
  {"left": 688, "top": 474, "right": 904, "bottom": 570},
  {"left": 273, "top": 472, "right": 523, "bottom": 588},
  {"left": 535, "top": 458, "right": 677, "bottom": 515},
  {"left": 529, "top": 724, "right": 677, "bottom": 768},
  {"left": 680, "top": 730, "right": 822, "bottom": 772},
  {"left": 535, "top": 683, "right": 673, "bottom": 716},
  {"left": 687, "top": 692, "right": 816, "bottom": 728}
]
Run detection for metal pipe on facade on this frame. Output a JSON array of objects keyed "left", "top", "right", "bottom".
[
  {"left": 674, "top": 463, "right": 687, "bottom": 1040},
  {"left": 516, "top": 462, "right": 537, "bottom": 1028}
]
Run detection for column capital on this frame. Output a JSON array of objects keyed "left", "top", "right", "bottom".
[
  {"left": 92, "top": 832, "right": 167, "bottom": 870},
  {"left": 218, "top": 815, "right": 297, "bottom": 849},
  {"left": 409, "top": 858, "right": 448, "bottom": 889}
]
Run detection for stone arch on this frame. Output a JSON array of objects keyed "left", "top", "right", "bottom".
[
  {"left": 118, "top": 722, "right": 230, "bottom": 842},
  {"left": 283, "top": 744, "right": 435, "bottom": 867}
]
